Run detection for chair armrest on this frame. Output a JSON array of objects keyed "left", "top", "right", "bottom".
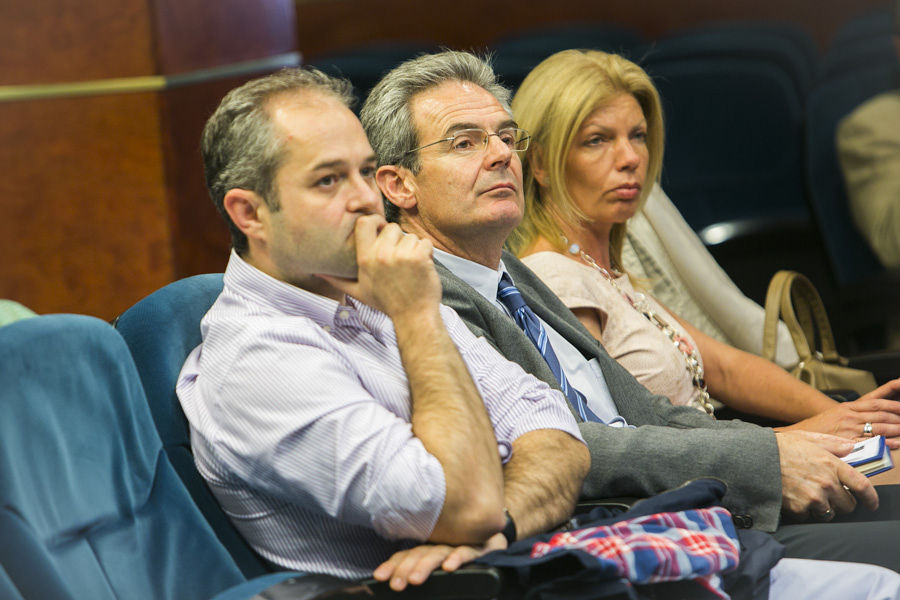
[
  {"left": 847, "top": 352, "right": 900, "bottom": 386},
  {"left": 831, "top": 270, "right": 900, "bottom": 353},
  {"left": 212, "top": 572, "right": 350, "bottom": 600},
  {"left": 562, "top": 498, "right": 641, "bottom": 530},
  {"left": 574, "top": 498, "right": 638, "bottom": 513},
  {"left": 362, "top": 564, "right": 502, "bottom": 599},
  {"left": 242, "top": 573, "right": 367, "bottom": 600},
  {"left": 240, "top": 565, "right": 503, "bottom": 600}
]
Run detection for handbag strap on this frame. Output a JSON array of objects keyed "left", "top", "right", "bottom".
[
  {"left": 775, "top": 272, "right": 815, "bottom": 362},
  {"left": 782, "top": 272, "right": 842, "bottom": 362},
  {"left": 790, "top": 283, "right": 818, "bottom": 355},
  {"left": 764, "top": 270, "right": 842, "bottom": 364},
  {"left": 762, "top": 270, "right": 794, "bottom": 361}
]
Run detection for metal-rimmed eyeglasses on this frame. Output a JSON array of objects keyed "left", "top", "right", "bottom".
[{"left": 404, "top": 127, "right": 531, "bottom": 156}]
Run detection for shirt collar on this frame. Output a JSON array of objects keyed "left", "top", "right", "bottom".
[
  {"left": 433, "top": 248, "right": 511, "bottom": 304},
  {"left": 224, "top": 251, "right": 392, "bottom": 341}
]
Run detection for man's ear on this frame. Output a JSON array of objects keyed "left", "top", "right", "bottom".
[
  {"left": 376, "top": 165, "right": 418, "bottom": 212},
  {"left": 529, "top": 144, "right": 549, "bottom": 188},
  {"left": 224, "top": 189, "right": 267, "bottom": 242}
]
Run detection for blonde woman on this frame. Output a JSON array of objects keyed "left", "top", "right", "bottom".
[{"left": 509, "top": 49, "right": 900, "bottom": 440}]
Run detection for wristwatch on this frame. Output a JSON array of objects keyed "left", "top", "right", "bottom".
[{"left": 501, "top": 508, "right": 517, "bottom": 544}]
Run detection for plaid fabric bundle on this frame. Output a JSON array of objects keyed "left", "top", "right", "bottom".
[{"left": 529, "top": 506, "right": 739, "bottom": 599}]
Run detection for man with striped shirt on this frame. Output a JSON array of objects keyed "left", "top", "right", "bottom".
[{"left": 176, "top": 67, "right": 589, "bottom": 590}]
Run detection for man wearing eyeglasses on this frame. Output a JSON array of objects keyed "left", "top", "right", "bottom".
[
  {"left": 372, "top": 95, "right": 528, "bottom": 264},
  {"left": 361, "top": 50, "right": 900, "bottom": 574}
]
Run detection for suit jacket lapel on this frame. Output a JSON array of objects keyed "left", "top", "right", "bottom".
[{"left": 502, "top": 251, "right": 605, "bottom": 360}]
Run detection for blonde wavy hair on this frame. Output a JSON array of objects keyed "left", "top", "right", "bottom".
[{"left": 508, "top": 50, "right": 664, "bottom": 273}]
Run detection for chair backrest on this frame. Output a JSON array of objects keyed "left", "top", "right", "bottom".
[
  {"left": 640, "top": 52, "right": 807, "bottom": 231},
  {"left": 0, "top": 315, "right": 245, "bottom": 600},
  {"left": 493, "top": 23, "right": 645, "bottom": 58},
  {"left": 114, "top": 274, "right": 270, "bottom": 578},
  {"left": 823, "top": 35, "right": 897, "bottom": 81},
  {"left": 830, "top": 5, "right": 893, "bottom": 51},
  {"left": 0, "top": 564, "right": 24, "bottom": 600},
  {"left": 307, "top": 42, "right": 439, "bottom": 109},
  {"left": 823, "top": 4, "right": 896, "bottom": 82},
  {"left": 805, "top": 63, "right": 897, "bottom": 286},
  {"left": 649, "top": 22, "right": 819, "bottom": 96},
  {"left": 492, "top": 24, "right": 646, "bottom": 92}
]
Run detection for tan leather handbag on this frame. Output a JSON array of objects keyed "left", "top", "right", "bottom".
[{"left": 762, "top": 270, "right": 876, "bottom": 395}]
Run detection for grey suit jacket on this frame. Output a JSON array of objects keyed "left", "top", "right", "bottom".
[{"left": 437, "top": 250, "right": 783, "bottom": 532}]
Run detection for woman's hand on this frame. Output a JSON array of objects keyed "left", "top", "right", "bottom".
[
  {"left": 782, "top": 393, "right": 900, "bottom": 448},
  {"left": 858, "top": 378, "right": 900, "bottom": 404}
]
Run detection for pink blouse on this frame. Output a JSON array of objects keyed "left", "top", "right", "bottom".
[{"left": 522, "top": 251, "right": 705, "bottom": 408}]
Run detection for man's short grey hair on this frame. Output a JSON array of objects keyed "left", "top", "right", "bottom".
[
  {"left": 360, "top": 51, "right": 512, "bottom": 221},
  {"left": 202, "top": 67, "right": 355, "bottom": 254}
]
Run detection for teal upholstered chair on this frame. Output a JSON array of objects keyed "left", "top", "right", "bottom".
[
  {"left": 112, "top": 274, "right": 271, "bottom": 576},
  {"left": 0, "top": 314, "right": 305, "bottom": 599}
]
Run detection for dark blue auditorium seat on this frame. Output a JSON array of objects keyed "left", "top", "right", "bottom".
[
  {"left": 641, "top": 53, "right": 806, "bottom": 231},
  {"left": 830, "top": 4, "right": 893, "bottom": 51},
  {"left": 637, "top": 24, "right": 829, "bottom": 304},
  {"left": 0, "top": 564, "right": 24, "bottom": 600},
  {"left": 805, "top": 59, "right": 900, "bottom": 350},
  {"left": 812, "top": 5, "right": 897, "bottom": 293},
  {"left": 0, "top": 315, "right": 302, "bottom": 600},
  {"left": 648, "top": 23, "right": 818, "bottom": 96},
  {"left": 823, "top": 35, "right": 898, "bottom": 81},
  {"left": 307, "top": 42, "right": 439, "bottom": 107},
  {"left": 823, "top": 5, "right": 895, "bottom": 82},
  {"left": 805, "top": 63, "right": 898, "bottom": 287},
  {"left": 491, "top": 24, "right": 645, "bottom": 92},
  {"left": 492, "top": 23, "right": 645, "bottom": 58},
  {"left": 112, "top": 274, "right": 277, "bottom": 577}
]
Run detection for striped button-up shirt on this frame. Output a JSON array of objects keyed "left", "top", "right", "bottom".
[{"left": 177, "top": 252, "right": 584, "bottom": 579}]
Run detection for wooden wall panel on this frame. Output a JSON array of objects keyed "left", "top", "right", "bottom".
[
  {"left": 0, "top": 93, "right": 174, "bottom": 319},
  {"left": 153, "top": 0, "right": 297, "bottom": 74},
  {"left": 295, "top": 0, "right": 889, "bottom": 59},
  {"left": 159, "top": 75, "right": 265, "bottom": 278},
  {"left": 0, "top": 0, "right": 155, "bottom": 84},
  {"left": 1, "top": 2, "right": 298, "bottom": 318}
]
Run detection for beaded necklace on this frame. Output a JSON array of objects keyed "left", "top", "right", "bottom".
[{"left": 562, "top": 237, "right": 715, "bottom": 416}]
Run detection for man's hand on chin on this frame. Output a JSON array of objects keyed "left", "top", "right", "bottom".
[{"left": 318, "top": 215, "right": 440, "bottom": 320}]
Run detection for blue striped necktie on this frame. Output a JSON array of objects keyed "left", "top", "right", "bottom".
[{"left": 496, "top": 273, "right": 602, "bottom": 423}]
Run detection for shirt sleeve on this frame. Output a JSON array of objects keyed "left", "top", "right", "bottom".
[
  {"left": 438, "top": 304, "right": 586, "bottom": 453},
  {"left": 188, "top": 317, "right": 446, "bottom": 542}
]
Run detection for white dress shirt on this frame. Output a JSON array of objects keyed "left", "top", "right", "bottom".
[
  {"left": 177, "top": 251, "right": 583, "bottom": 578},
  {"left": 434, "top": 249, "right": 628, "bottom": 427}
]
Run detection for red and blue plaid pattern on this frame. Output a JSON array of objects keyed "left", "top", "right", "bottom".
[{"left": 530, "top": 506, "right": 740, "bottom": 599}]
